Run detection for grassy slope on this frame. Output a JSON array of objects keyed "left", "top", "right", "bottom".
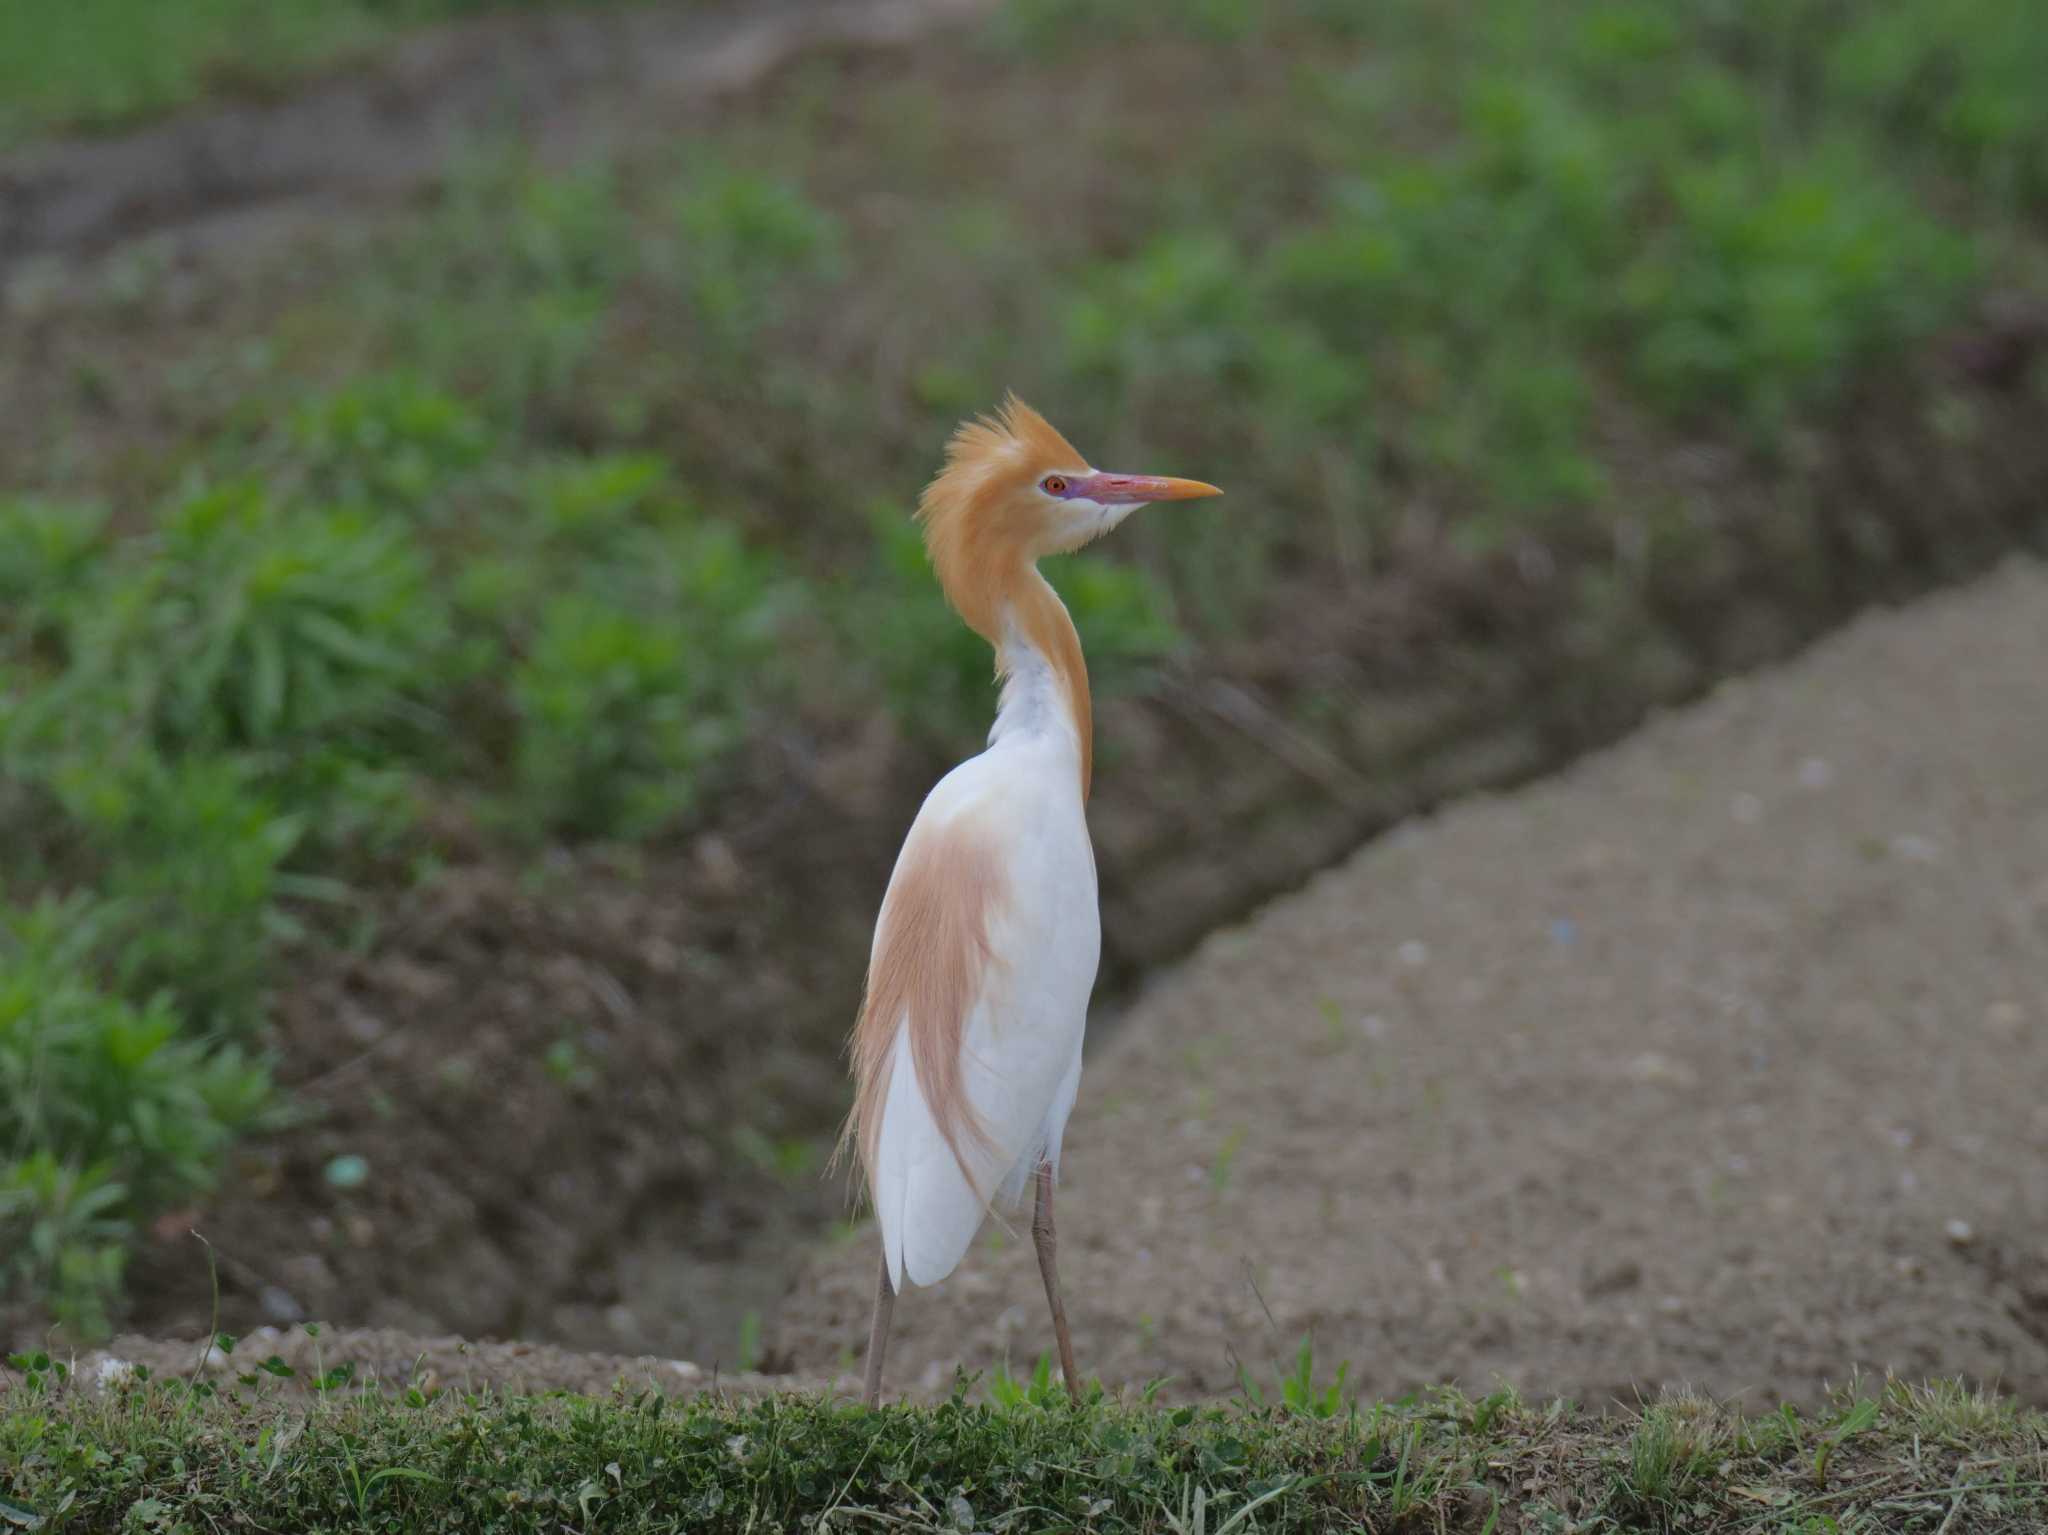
[
  {"left": 3, "top": 1359, "right": 2045, "bottom": 1534},
  {"left": 5, "top": 0, "right": 2048, "bottom": 1337},
  {"left": 0, "top": 0, "right": 644, "bottom": 147}
]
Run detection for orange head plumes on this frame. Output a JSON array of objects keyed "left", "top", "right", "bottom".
[{"left": 914, "top": 394, "right": 1220, "bottom": 797}]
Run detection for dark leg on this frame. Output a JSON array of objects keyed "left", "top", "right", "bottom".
[
  {"left": 862, "top": 1249, "right": 895, "bottom": 1407},
  {"left": 1031, "top": 1160, "right": 1083, "bottom": 1404}
]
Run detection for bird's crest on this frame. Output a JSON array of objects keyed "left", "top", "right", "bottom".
[{"left": 930, "top": 393, "right": 1088, "bottom": 498}]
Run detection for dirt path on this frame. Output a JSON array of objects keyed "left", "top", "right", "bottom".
[
  {"left": 0, "top": 0, "right": 989, "bottom": 276},
  {"left": 768, "top": 557, "right": 2048, "bottom": 1409}
]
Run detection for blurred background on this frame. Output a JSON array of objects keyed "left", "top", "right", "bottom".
[{"left": 1, "top": 0, "right": 2044, "bottom": 1371}]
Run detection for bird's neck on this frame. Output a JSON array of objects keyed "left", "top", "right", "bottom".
[{"left": 983, "top": 567, "right": 1093, "bottom": 800}]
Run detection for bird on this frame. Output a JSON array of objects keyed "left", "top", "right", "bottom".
[{"left": 841, "top": 395, "right": 1220, "bottom": 1406}]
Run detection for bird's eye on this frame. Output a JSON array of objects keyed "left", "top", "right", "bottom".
[{"left": 1041, "top": 475, "right": 1068, "bottom": 496}]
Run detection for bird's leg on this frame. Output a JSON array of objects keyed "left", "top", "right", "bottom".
[
  {"left": 862, "top": 1249, "right": 895, "bottom": 1407},
  {"left": 1031, "top": 1160, "right": 1083, "bottom": 1405}
]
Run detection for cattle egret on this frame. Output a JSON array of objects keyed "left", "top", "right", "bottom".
[{"left": 842, "top": 395, "right": 1220, "bottom": 1405}]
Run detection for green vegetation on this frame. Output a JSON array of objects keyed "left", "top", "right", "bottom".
[
  {"left": 0, "top": 368, "right": 1172, "bottom": 1329},
  {"left": 4, "top": 1360, "right": 2043, "bottom": 1533},
  {"left": 0, "top": 0, "right": 645, "bottom": 146},
  {"left": 6, "top": 0, "right": 2048, "bottom": 1335},
  {"left": 0, "top": 903, "right": 269, "bottom": 1337}
]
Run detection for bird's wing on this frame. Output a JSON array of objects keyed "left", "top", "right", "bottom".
[{"left": 847, "top": 768, "right": 1096, "bottom": 1290}]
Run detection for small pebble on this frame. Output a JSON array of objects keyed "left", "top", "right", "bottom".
[
  {"left": 1396, "top": 939, "right": 1429, "bottom": 969},
  {"left": 1797, "top": 757, "right": 1835, "bottom": 790},
  {"left": 1945, "top": 1219, "right": 1975, "bottom": 1246}
]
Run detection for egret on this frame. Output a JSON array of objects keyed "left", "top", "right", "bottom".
[{"left": 842, "top": 395, "right": 1220, "bottom": 1405}]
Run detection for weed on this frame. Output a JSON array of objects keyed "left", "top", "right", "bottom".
[
  {"left": 1209, "top": 1128, "right": 1245, "bottom": 1193},
  {"left": 53, "top": 482, "right": 446, "bottom": 758},
  {"left": 0, "top": 0, "right": 379, "bottom": 142},
  {"left": 502, "top": 512, "right": 785, "bottom": 839},
  {"left": 1619, "top": 1398, "right": 1726, "bottom": 1515},
  {"left": 731, "top": 1126, "right": 820, "bottom": 1185},
  {"left": 1812, "top": 1396, "right": 1879, "bottom": 1486},
  {"left": 989, "top": 1352, "right": 1070, "bottom": 1414},
  {"left": 1240, "top": 1336, "right": 1353, "bottom": 1421},
  {"left": 1159, "top": 1474, "right": 1302, "bottom": 1535},
  {"left": 0, "top": 499, "right": 109, "bottom": 655},
  {"left": 57, "top": 754, "right": 308, "bottom": 1031},
  {"left": 283, "top": 374, "right": 491, "bottom": 514},
  {"left": 672, "top": 160, "right": 844, "bottom": 353},
  {"left": 1621, "top": 152, "right": 1972, "bottom": 436},
  {"left": 542, "top": 1038, "right": 597, "bottom": 1096},
  {"left": 0, "top": 897, "right": 270, "bottom": 1333},
  {"left": 1886, "top": 1377, "right": 2024, "bottom": 1445}
]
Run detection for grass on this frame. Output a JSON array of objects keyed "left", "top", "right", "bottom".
[
  {"left": 2, "top": 1357, "right": 2044, "bottom": 1533},
  {"left": 4, "top": 0, "right": 2048, "bottom": 1335},
  {"left": 0, "top": 0, "right": 647, "bottom": 147}
]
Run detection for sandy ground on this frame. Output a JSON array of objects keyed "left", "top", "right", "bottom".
[
  {"left": 772, "top": 557, "right": 2048, "bottom": 1409},
  {"left": 53, "top": 558, "right": 2048, "bottom": 1408}
]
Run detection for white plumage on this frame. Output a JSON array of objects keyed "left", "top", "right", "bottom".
[
  {"left": 845, "top": 395, "right": 1219, "bottom": 1405},
  {"left": 869, "top": 647, "right": 1100, "bottom": 1291}
]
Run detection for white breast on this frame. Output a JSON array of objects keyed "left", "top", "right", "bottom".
[{"left": 869, "top": 716, "right": 1100, "bottom": 1290}]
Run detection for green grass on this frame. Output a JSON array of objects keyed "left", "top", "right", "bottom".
[
  {"left": 5, "top": 0, "right": 2048, "bottom": 1334},
  {"left": 2, "top": 1360, "right": 2044, "bottom": 1533},
  {"left": 0, "top": 0, "right": 645, "bottom": 147}
]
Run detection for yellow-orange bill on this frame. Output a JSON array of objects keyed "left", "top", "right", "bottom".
[{"left": 1082, "top": 472, "right": 1224, "bottom": 504}]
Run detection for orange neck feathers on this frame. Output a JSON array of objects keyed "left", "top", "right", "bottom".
[{"left": 917, "top": 398, "right": 1095, "bottom": 798}]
